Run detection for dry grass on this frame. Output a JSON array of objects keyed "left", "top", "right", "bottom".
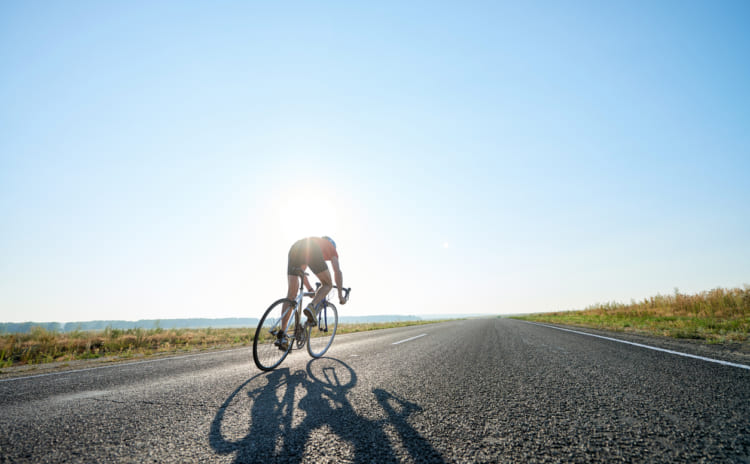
[
  {"left": 514, "top": 286, "right": 750, "bottom": 343},
  {"left": 0, "top": 320, "right": 449, "bottom": 368},
  {"left": 0, "top": 327, "right": 255, "bottom": 368}
]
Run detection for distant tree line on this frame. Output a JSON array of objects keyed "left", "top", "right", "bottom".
[
  {"left": 0, "top": 315, "right": 425, "bottom": 334},
  {"left": 0, "top": 318, "right": 259, "bottom": 334}
]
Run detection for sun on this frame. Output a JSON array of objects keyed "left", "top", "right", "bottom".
[{"left": 275, "top": 185, "right": 340, "bottom": 244}]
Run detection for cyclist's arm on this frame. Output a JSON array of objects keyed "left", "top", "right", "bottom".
[{"left": 330, "top": 257, "right": 345, "bottom": 301}]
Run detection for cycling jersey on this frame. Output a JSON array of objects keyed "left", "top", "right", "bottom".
[{"left": 312, "top": 237, "right": 338, "bottom": 260}]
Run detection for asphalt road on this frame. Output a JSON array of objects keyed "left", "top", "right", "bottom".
[{"left": 1, "top": 318, "right": 749, "bottom": 463}]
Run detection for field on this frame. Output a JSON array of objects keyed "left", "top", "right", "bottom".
[
  {"left": 0, "top": 320, "right": 447, "bottom": 369},
  {"left": 514, "top": 286, "right": 750, "bottom": 344}
]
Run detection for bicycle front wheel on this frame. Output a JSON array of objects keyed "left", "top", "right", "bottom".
[
  {"left": 307, "top": 302, "right": 338, "bottom": 358},
  {"left": 253, "top": 299, "right": 296, "bottom": 371}
]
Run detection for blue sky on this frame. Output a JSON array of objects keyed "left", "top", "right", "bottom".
[{"left": 1, "top": 1, "right": 749, "bottom": 323}]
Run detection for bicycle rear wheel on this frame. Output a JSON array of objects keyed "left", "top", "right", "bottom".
[
  {"left": 253, "top": 299, "right": 296, "bottom": 371},
  {"left": 307, "top": 302, "right": 338, "bottom": 358}
]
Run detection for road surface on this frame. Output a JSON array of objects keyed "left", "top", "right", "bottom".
[{"left": 1, "top": 318, "right": 749, "bottom": 463}]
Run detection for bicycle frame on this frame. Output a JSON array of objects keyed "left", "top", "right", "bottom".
[{"left": 282, "top": 279, "right": 332, "bottom": 348}]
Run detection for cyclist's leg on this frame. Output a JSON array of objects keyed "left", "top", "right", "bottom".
[
  {"left": 304, "top": 268, "right": 333, "bottom": 326},
  {"left": 309, "top": 269, "right": 333, "bottom": 309},
  {"left": 304, "top": 240, "right": 332, "bottom": 312},
  {"left": 281, "top": 275, "right": 299, "bottom": 331},
  {"left": 282, "top": 240, "right": 306, "bottom": 332}
]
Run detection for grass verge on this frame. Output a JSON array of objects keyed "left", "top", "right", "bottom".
[
  {"left": 513, "top": 286, "right": 750, "bottom": 344},
  {"left": 0, "top": 320, "right": 449, "bottom": 368}
]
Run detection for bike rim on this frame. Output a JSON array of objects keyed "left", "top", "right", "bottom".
[
  {"left": 307, "top": 303, "right": 338, "bottom": 358},
  {"left": 253, "top": 300, "right": 295, "bottom": 371}
]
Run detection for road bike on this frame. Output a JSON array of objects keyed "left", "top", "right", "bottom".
[{"left": 253, "top": 272, "right": 351, "bottom": 371}]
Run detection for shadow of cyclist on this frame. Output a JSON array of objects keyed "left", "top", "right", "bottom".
[
  {"left": 209, "top": 358, "right": 445, "bottom": 463},
  {"left": 278, "top": 358, "right": 398, "bottom": 461},
  {"left": 209, "top": 368, "right": 300, "bottom": 458}
]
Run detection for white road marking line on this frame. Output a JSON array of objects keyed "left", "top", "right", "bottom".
[
  {"left": 0, "top": 348, "right": 246, "bottom": 383},
  {"left": 526, "top": 322, "right": 750, "bottom": 371},
  {"left": 392, "top": 333, "right": 428, "bottom": 345}
]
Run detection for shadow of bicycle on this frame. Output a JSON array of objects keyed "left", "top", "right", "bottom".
[{"left": 209, "top": 358, "right": 445, "bottom": 463}]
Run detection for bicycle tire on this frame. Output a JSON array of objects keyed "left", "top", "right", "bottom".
[
  {"left": 306, "top": 302, "right": 338, "bottom": 358},
  {"left": 253, "top": 298, "right": 296, "bottom": 371}
]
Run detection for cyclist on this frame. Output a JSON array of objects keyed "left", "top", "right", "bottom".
[{"left": 277, "top": 236, "right": 346, "bottom": 350}]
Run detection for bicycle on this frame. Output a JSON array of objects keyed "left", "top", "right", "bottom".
[{"left": 253, "top": 271, "right": 351, "bottom": 371}]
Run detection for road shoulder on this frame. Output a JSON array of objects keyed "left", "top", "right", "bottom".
[{"left": 517, "top": 320, "right": 750, "bottom": 368}]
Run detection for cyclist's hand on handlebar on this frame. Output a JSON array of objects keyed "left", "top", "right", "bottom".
[{"left": 338, "top": 288, "right": 350, "bottom": 305}]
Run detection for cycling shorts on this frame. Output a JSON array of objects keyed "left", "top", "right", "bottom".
[{"left": 287, "top": 238, "right": 328, "bottom": 275}]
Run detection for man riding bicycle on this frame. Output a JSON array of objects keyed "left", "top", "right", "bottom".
[{"left": 277, "top": 236, "right": 346, "bottom": 350}]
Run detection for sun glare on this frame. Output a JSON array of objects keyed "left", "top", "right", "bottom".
[{"left": 275, "top": 185, "right": 340, "bottom": 244}]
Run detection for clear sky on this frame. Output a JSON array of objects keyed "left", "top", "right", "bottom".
[{"left": 1, "top": 1, "right": 749, "bottom": 323}]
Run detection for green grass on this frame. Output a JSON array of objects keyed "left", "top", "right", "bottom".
[
  {"left": 0, "top": 319, "right": 449, "bottom": 368},
  {"left": 513, "top": 286, "right": 750, "bottom": 344}
]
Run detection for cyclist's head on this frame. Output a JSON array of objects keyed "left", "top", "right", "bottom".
[{"left": 322, "top": 236, "right": 336, "bottom": 249}]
